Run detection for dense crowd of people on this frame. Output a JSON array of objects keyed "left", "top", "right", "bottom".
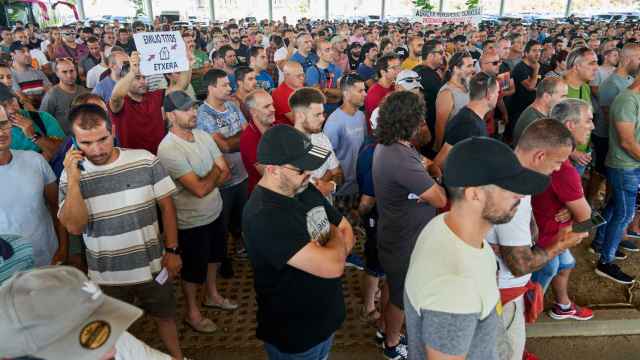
[{"left": 2, "top": 13, "right": 640, "bottom": 360}]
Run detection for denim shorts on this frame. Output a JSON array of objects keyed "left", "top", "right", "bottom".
[
  {"left": 531, "top": 249, "right": 576, "bottom": 293},
  {"left": 264, "top": 334, "right": 334, "bottom": 360}
]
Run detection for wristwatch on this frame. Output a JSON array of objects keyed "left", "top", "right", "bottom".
[{"left": 164, "top": 246, "right": 181, "bottom": 255}]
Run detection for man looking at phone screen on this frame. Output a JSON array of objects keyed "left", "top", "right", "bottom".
[
  {"left": 530, "top": 99, "right": 595, "bottom": 321},
  {"left": 487, "top": 119, "right": 589, "bottom": 360},
  {"left": 57, "top": 104, "right": 186, "bottom": 359}
]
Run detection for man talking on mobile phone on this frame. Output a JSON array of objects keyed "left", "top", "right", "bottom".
[{"left": 57, "top": 103, "right": 186, "bottom": 360}]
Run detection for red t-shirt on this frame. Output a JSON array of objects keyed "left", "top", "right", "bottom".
[
  {"left": 110, "top": 90, "right": 165, "bottom": 155},
  {"left": 272, "top": 82, "right": 295, "bottom": 125},
  {"left": 364, "top": 83, "right": 393, "bottom": 121},
  {"left": 532, "top": 159, "right": 584, "bottom": 249},
  {"left": 240, "top": 122, "right": 263, "bottom": 194}
]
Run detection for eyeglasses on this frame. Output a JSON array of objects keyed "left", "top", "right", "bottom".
[{"left": 282, "top": 166, "right": 305, "bottom": 175}]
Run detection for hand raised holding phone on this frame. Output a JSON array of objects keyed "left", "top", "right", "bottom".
[{"left": 63, "top": 140, "right": 85, "bottom": 183}]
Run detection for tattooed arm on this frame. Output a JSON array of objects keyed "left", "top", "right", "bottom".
[{"left": 500, "top": 244, "right": 550, "bottom": 277}]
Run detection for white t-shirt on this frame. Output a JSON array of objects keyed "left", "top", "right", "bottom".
[
  {"left": 308, "top": 132, "right": 340, "bottom": 182},
  {"left": 86, "top": 63, "right": 108, "bottom": 89},
  {"left": 406, "top": 213, "right": 499, "bottom": 320},
  {"left": 370, "top": 107, "right": 380, "bottom": 130},
  {"left": 274, "top": 46, "right": 288, "bottom": 85},
  {"left": 486, "top": 195, "right": 533, "bottom": 289},
  {"left": 115, "top": 331, "right": 171, "bottom": 360}
]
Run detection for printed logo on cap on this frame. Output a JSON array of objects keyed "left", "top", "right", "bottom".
[{"left": 79, "top": 320, "right": 111, "bottom": 350}]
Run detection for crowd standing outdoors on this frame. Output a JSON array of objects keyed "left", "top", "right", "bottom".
[{"left": 3, "top": 12, "right": 640, "bottom": 360}]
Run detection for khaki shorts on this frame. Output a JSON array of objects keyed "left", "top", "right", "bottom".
[{"left": 101, "top": 278, "right": 176, "bottom": 319}]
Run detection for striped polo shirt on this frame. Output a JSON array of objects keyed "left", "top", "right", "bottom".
[
  {"left": 58, "top": 148, "right": 176, "bottom": 285},
  {"left": 0, "top": 234, "right": 34, "bottom": 285}
]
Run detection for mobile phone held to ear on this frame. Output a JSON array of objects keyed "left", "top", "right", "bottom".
[
  {"left": 71, "top": 136, "right": 85, "bottom": 171},
  {"left": 572, "top": 211, "right": 607, "bottom": 233}
]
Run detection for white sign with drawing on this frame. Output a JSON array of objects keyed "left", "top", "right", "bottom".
[{"left": 133, "top": 31, "right": 188, "bottom": 76}]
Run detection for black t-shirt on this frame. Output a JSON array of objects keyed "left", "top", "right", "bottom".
[
  {"left": 234, "top": 44, "right": 251, "bottom": 66},
  {"left": 413, "top": 65, "right": 444, "bottom": 133},
  {"left": 444, "top": 106, "right": 488, "bottom": 146},
  {"left": 510, "top": 61, "right": 537, "bottom": 118},
  {"left": 242, "top": 184, "right": 345, "bottom": 353}
]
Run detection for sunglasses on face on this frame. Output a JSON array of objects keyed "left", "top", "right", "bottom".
[
  {"left": 401, "top": 77, "right": 421, "bottom": 84},
  {"left": 483, "top": 60, "right": 500, "bottom": 66},
  {"left": 62, "top": 32, "right": 75, "bottom": 36}
]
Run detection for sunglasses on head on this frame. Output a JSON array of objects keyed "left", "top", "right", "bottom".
[{"left": 55, "top": 57, "right": 75, "bottom": 65}]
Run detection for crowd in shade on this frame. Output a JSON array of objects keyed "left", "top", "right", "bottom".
[{"left": 3, "top": 13, "right": 640, "bottom": 360}]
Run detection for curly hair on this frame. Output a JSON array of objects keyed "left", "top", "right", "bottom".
[{"left": 375, "top": 91, "right": 426, "bottom": 145}]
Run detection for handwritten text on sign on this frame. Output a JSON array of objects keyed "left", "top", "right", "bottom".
[{"left": 133, "top": 31, "right": 188, "bottom": 76}]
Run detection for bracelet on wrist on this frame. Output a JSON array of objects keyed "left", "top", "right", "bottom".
[{"left": 30, "top": 133, "right": 42, "bottom": 143}]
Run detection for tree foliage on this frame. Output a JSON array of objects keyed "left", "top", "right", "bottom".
[
  {"left": 413, "top": 0, "right": 435, "bottom": 11},
  {"left": 466, "top": 0, "right": 480, "bottom": 9}
]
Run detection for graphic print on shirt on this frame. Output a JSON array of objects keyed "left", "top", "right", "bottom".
[{"left": 306, "top": 206, "right": 331, "bottom": 245}]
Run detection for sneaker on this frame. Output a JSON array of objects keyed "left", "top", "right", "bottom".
[
  {"left": 345, "top": 254, "right": 365, "bottom": 270},
  {"left": 523, "top": 351, "right": 540, "bottom": 360},
  {"left": 375, "top": 330, "right": 407, "bottom": 348},
  {"left": 620, "top": 239, "right": 640, "bottom": 252},
  {"left": 626, "top": 231, "right": 640, "bottom": 240},
  {"left": 548, "top": 302, "right": 593, "bottom": 320},
  {"left": 235, "top": 248, "right": 248, "bottom": 259},
  {"left": 595, "top": 262, "right": 636, "bottom": 285},
  {"left": 383, "top": 342, "right": 408, "bottom": 360},
  {"left": 590, "top": 246, "right": 627, "bottom": 260}
]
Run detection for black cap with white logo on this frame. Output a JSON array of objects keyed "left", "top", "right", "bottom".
[{"left": 257, "top": 125, "right": 330, "bottom": 171}]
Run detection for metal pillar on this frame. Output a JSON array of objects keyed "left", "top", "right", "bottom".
[
  {"left": 76, "top": 0, "right": 85, "bottom": 19},
  {"left": 325, "top": 0, "right": 329, "bottom": 20},
  {"left": 438, "top": 0, "right": 444, "bottom": 12},
  {"left": 268, "top": 0, "right": 273, "bottom": 21},
  {"left": 499, "top": 0, "right": 505, "bottom": 16},
  {"left": 381, "top": 0, "right": 385, "bottom": 19},
  {"left": 209, "top": 0, "right": 215, "bottom": 20},
  {"left": 565, "top": 0, "right": 572, "bottom": 17},
  {"left": 145, "top": 0, "right": 154, "bottom": 20}
]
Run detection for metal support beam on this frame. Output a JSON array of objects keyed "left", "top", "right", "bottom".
[
  {"left": 565, "top": 0, "right": 572, "bottom": 17},
  {"left": 325, "top": 0, "right": 329, "bottom": 20},
  {"left": 268, "top": 0, "right": 273, "bottom": 21},
  {"left": 145, "top": 0, "right": 154, "bottom": 20},
  {"left": 76, "top": 0, "right": 85, "bottom": 19},
  {"left": 499, "top": 0, "right": 505, "bottom": 16},
  {"left": 438, "top": 0, "right": 444, "bottom": 12},
  {"left": 381, "top": 0, "right": 385, "bottom": 19},
  {"left": 209, "top": 0, "right": 215, "bottom": 20}
]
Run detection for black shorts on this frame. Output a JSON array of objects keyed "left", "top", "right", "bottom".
[
  {"left": 591, "top": 134, "right": 608, "bottom": 176},
  {"left": 220, "top": 179, "right": 249, "bottom": 236},
  {"left": 102, "top": 279, "right": 176, "bottom": 319},
  {"left": 378, "top": 250, "right": 410, "bottom": 310},
  {"left": 178, "top": 216, "right": 226, "bottom": 284},
  {"left": 363, "top": 214, "right": 384, "bottom": 277}
]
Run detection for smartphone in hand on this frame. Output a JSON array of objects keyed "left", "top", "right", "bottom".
[
  {"left": 71, "top": 136, "right": 85, "bottom": 171},
  {"left": 572, "top": 211, "right": 607, "bottom": 233}
]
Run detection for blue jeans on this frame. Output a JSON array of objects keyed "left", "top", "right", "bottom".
[
  {"left": 531, "top": 249, "right": 576, "bottom": 293},
  {"left": 264, "top": 335, "right": 334, "bottom": 360},
  {"left": 593, "top": 167, "right": 640, "bottom": 264}
]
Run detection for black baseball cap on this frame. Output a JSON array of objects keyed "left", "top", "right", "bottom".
[
  {"left": 257, "top": 125, "right": 330, "bottom": 171},
  {"left": 443, "top": 137, "right": 550, "bottom": 195},
  {"left": 163, "top": 91, "right": 196, "bottom": 112},
  {"left": 9, "top": 41, "right": 27, "bottom": 53}
]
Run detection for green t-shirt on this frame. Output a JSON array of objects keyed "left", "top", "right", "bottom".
[
  {"left": 10, "top": 110, "right": 65, "bottom": 153},
  {"left": 567, "top": 83, "right": 592, "bottom": 152},
  {"left": 191, "top": 49, "right": 210, "bottom": 98},
  {"left": 513, "top": 105, "right": 546, "bottom": 144},
  {"left": 606, "top": 89, "right": 640, "bottom": 169}
]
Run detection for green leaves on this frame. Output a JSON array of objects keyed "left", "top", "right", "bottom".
[
  {"left": 466, "top": 0, "right": 480, "bottom": 10},
  {"left": 413, "top": 0, "right": 435, "bottom": 11}
]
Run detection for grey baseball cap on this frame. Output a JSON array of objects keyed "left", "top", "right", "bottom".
[
  {"left": 163, "top": 90, "right": 197, "bottom": 112},
  {"left": 0, "top": 266, "right": 143, "bottom": 360}
]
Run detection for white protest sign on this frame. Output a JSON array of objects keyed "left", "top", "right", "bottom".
[{"left": 133, "top": 31, "right": 189, "bottom": 76}]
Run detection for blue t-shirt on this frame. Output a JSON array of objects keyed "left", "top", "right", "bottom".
[
  {"left": 196, "top": 101, "right": 248, "bottom": 188},
  {"left": 92, "top": 77, "right": 116, "bottom": 104},
  {"left": 291, "top": 51, "right": 318, "bottom": 72},
  {"left": 305, "top": 63, "right": 343, "bottom": 115},
  {"left": 356, "top": 138, "right": 376, "bottom": 198},
  {"left": 228, "top": 73, "right": 238, "bottom": 93},
  {"left": 324, "top": 107, "right": 367, "bottom": 196},
  {"left": 256, "top": 70, "right": 275, "bottom": 92},
  {"left": 357, "top": 63, "right": 376, "bottom": 81}
]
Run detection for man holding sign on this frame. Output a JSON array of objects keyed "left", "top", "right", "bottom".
[{"left": 109, "top": 50, "right": 191, "bottom": 155}]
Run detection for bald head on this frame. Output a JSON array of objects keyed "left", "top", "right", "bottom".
[{"left": 283, "top": 61, "right": 304, "bottom": 89}]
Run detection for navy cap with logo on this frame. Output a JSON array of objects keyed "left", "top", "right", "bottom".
[
  {"left": 9, "top": 41, "right": 28, "bottom": 53},
  {"left": 257, "top": 125, "right": 331, "bottom": 171},
  {"left": 443, "top": 136, "right": 550, "bottom": 195},
  {"left": 163, "top": 90, "right": 197, "bottom": 113}
]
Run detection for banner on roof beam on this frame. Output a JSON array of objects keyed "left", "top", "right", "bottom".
[{"left": 417, "top": 8, "right": 482, "bottom": 25}]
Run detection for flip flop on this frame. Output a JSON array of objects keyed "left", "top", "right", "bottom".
[{"left": 183, "top": 317, "right": 217, "bottom": 333}]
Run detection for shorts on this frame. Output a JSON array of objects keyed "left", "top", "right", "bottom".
[
  {"left": 362, "top": 214, "right": 384, "bottom": 277},
  {"left": 178, "top": 216, "right": 226, "bottom": 284},
  {"left": 101, "top": 279, "right": 176, "bottom": 319},
  {"left": 591, "top": 134, "right": 608, "bottom": 176},
  {"left": 531, "top": 249, "right": 576, "bottom": 293},
  {"left": 378, "top": 250, "right": 410, "bottom": 310}
]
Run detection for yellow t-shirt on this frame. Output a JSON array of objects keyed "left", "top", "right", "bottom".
[
  {"left": 405, "top": 213, "right": 500, "bottom": 320},
  {"left": 401, "top": 57, "right": 421, "bottom": 71}
]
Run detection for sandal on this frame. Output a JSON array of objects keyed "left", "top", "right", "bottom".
[
  {"left": 184, "top": 317, "right": 217, "bottom": 333},
  {"left": 203, "top": 297, "right": 239, "bottom": 310}
]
